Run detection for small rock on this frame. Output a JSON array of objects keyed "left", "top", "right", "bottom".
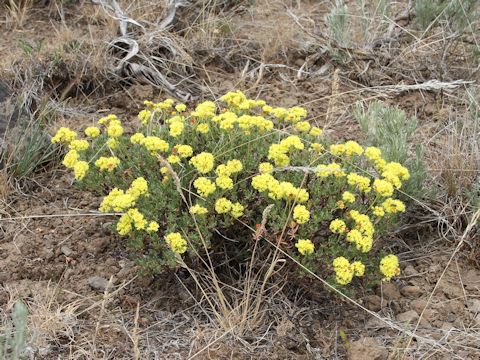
[
  {"left": 87, "top": 276, "right": 110, "bottom": 292},
  {"left": 467, "top": 299, "right": 480, "bottom": 314},
  {"left": 410, "top": 299, "right": 428, "bottom": 314},
  {"left": 401, "top": 285, "right": 422, "bottom": 298},
  {"left": 403, "top": 265, "right": 419, "bottom": 277},
  {"left": 347, "top": 337, "right": 388, "bottom": 360},
  {"left": 61, "top": 246, "right": 73, "bottom": 257},
  {"left": 462, "top": 269, "right": 480, "bottom": 290},
  {"left": 397, "top": 310, "right": 419, "bottom": 324},
  {"left": 381, "top": 283, "right": 400, "bottom": 301},
  {"left": 364, "top": 295, "right": 384, "bottom": 312}
]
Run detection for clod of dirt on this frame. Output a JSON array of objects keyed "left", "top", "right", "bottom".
[
  {"left": 347, "top": 337, "right": 388, "bottom": 360},
  {"left": 87, "top": 276, "right": 110, "bottom": 292},
  {"left": 396, "top": 310, "right": 419, "bottom": 324},
  {"left": 410, "top": 299, "right": 429, "bottom": 314},
  {"left": 467, "top": 299, "right": 480, "bottom": 314},
  {"left": 364, "top": 295, "right": 385, "bottom": 312},
  {"left": 400, "top": 285, "right": 422, "bottom": 298},
  {"left": 60, "top": 245, "right": 73, "bottom": 257},
  {"left": 380, "top": 283, "right": 401, "bottom": 301},
  {"left": 403, "top": 265, "right": 419, "bottom": 277}
]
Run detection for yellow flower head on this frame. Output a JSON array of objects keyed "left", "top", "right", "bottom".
[
  {"left": 167, "top": 155, "right": 181, "bottom": 164},
  {"left": 216, "top": 176, "right": 234, "bottom": 190},
  {"left": 107, "top": 120, "right": 124, "bottom": 138},
  {"left": 95, "top": 156, "right": 121, "bottom": 171},
  {"left": 73, "top": 161, "right": 89, "bottom": 180},
  {"left": 293, "top": 205, "right": 310, "bottom": 224},
  {"left": 138, "top": 109, "right": 152, "bottom": 124},
  {"left": 380, "top": 254, "right": 400, "bottom": 281},
  {"left": 330, "top": 219, "right": 347, "bottom": 234},
  {"left": 215, "top": 197, "right": 232, "bottom": 214},
  {"left": 295, "top": 121, "right": 311, "bottom": 133},
  {"left": 309, "top": 127, "right": 323, "bottom": 137},
  {"left": 193, "top": 177, "right": 216, "bottom": 197},
  {"left": 84, "top": 126, "right": 100, "bottom": 138},
  {"left": 373, "top": 179, "right": 394, "bottom": 197},
  {"left": 342, "top": 191, "right": 355, "bottom": 203},
  {"left": 189, "top": 204, "right": 208, "bottom": 215},
  {"left": 258, "top": 162, "right": 274, "bottom": 174},
  {"left": 165, "top": 232, "right": 188, "bottom": 254},
  {"left": 351, "top": 261, "right": 365, "bottom": 277},
  {"left": 126, "top": 177, "right": 148, "bottom": 199},
  {"left": 141, "top": 136, "right": 169, "bottom": 153},
  {"left": 175, "top": 103, "right": 186, "bottom": 112},
  {"left": 190, "top": 152, "right": 215, "bottom": 174},
  {"left": 333, "top": 257, "right": 354, "bottom": 285},
  {"left": 52, "top": 127, "right": 77, "bottom": 144},
  {"left": 147, "top": 221, "right": 159, "bottom": 233},
  {"left": 175, "top": 144, "right": 193, "bottom": 158},
  {"left": 107, "top": 138, "right": 119, "bottom": 149},
  {"left": 344, "top": 140, "right": 363, "bottom": 156},
  {"left": 230, "top": 202, "right": 244, "bottom": 218},
  {"left": 295, "top": 239, "right": 314, "bottom": 255},
  {"left": 130, "top": 133, "right": 145, "bottom": 144},
  {"left": 196, "top": 123, "right": 210, "bottom": 134},
  {"left": 62, "top": 150, "right": 79, "bottom": 169},
  {"left": 226, "top": 159, "right": 243, "bottom": 174},
  {"left": 382, "top": 198, "right": 406, "bottom": 214},
  {"left": 169, "top": 121, "right": 184, "bottom": 137},
  {"left": 99, "top": 188, "right": 136, "bottom": 212}
]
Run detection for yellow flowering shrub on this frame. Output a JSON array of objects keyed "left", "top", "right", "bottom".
[{"left": 52, "top": 91, "right": 410, "bottom": 285}]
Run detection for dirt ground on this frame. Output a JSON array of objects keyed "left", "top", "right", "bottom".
[{"left": 0, "top": 1, "right": 479, "bottom": 359}]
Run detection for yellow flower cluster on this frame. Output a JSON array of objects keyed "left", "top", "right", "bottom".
[
  {"left": 99, "top": 178, "right": 148, "bottom": 212},
  {"left": 70, "top": 139, "right": 89, "bottom": 151},
  {"left": 52, "top": 127, "right": 77, "bottom": 144},
  {"left": 330, "top": 219, "right": 347, "bottom": 234},
  {"left": 169, "top": 121, "right": 184, "bottom": 137},
  {"left": 214, "top": 198, "right": 244, "bottom": 218},
  {"left": 190, "top": 152, "right": 215, "bottom": 174},
  {"left": 196, "top": 123, "right": 210, "bottom": 133},
  {"left": 62, "top": 150, "right": 79, "bottom": 169},
  {"left": 316, "top": 163, "right": 345, "bottom": 178},
  {"left": 382, "top": 198, "right": 406, "bottom": 213},
  {"left": 379, "top": 254, "right": 400, "bottom": 281},
  {"left": 191, "top": 101, "right": 216, "bottom": 118},
  {"left": 267, "top": 135, "right": 304, "bottom": 166},
  {"left": 347, "top": 173, "right": 371, "bottom": 193},
  {"left": 138, "top": 109, "right": 152, "bottom": 124},
  {"left": 251, "top": 174, "right": 309, "bottom": 203},
  {"left": 258, "top": 162, "right": 274, "bottom": 174},
  {"left": 140, "top": 136, "right": 169, "bottom": 153},
  {"left": 189, "top": 204, "right": 208, "bottom": 215},
  {"left": 73, "top": 161, "right": 89, "bottom": 180},
  {"left": 293, "top": 205, "right": 310, "bottom": 224},
  {"left": 175, "top": 144, "right": 193, "bottom": 158},
  {"left": 84, "top": 126, "right": 100, "bottom": 138},
  {"left": 295, "top": 239, "right": 314, "bottom": 255},
  {"left": 330, "top": 140, "right": 363, "bottom": 157},
  {"left": 333, "top": 257, "right": 365, "bottom": 285},
  {"left": 373, "top": 178, "right": 394, "bottom": 197},
  {"left": 342, "top": 191, "right": 355, "bottom": 203},
  {"left": 165, "top": 232, "right": 188, "bottom": 254},
  {"left": 144, "top": 99, "right": 175, "bottom": 111},
  {"left": 193, "top": 177, "right": 216, "bottom": 197},
  {"left": 116, "top": 208, "right": 148, "bottom": 235},
  {"left": 95, "top": 156, "right": 120, "bottom": 171},
  {"left": 216, "top": 176, "right": 233, "bottom": 190},
  {"left": 348, "top": 210, "right": 374, "bottom": 252}
]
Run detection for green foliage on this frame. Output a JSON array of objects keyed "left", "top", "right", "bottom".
[
  {"left": 0, "top": 300, "right": 29, "bottom": 360},
  {"left": 354, "top": 101, "right": 427, "bottom": 200},
  {"left": 414, "top": 0, "right": 479, "bottom": 32},
  {"left": 4, "top": 107, "right": 59, "bottom": 180},
  {"left": 53, "top": 91, "right": 408, "bottom": 287}
]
